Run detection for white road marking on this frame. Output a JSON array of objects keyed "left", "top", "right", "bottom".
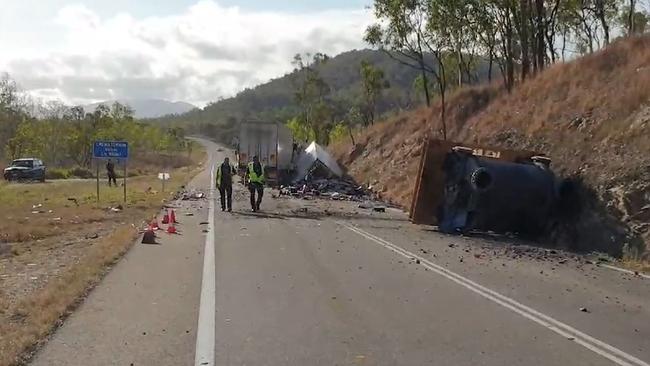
[
  {"left": 194, "top": 164, "right": 216, "bottom": 366},
  {"left": 600, "top": 264, "right": 650, "bottom": 280},
  {"left": 338, "top": 221, "right": 649, "bottom": 366}
]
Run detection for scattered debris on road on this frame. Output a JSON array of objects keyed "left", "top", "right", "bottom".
[
  {"left": 278, "top": 178, "right": 371, "bottom": 202},
  {"left": 176, "top": 189, "right": 206, "bottom": 201}
]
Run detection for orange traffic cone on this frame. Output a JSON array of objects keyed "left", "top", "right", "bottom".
[
  {"left": 150, "top": 217, "right": 160, "bottom": 230},
  {"left": 162, "top": 213, "right": 170, "bottom": 224},
  {"left": 170, "top": 209, "right": 177, "bottom": 224},
  {"left": 167, "top": 222, "right": 177, "bottom": 234}
]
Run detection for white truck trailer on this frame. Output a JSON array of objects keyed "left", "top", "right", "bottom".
[{"left": 236, "top": 121, "right": 295, "bottom": 186}]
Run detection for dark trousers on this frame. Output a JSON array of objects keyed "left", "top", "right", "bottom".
[
  {"left": 249, "top": 183, "right": 264, "bottom": 210},
  {"left": 219, "top": 184, "right": 232, "bottom": 211},
  {"left": 108, "top": 172, "right": 117, "bottom": 186}
]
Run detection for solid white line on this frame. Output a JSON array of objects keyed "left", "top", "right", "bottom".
[
  {"left": 194, "top": 164, "right": 216, "bottom": 366},
  {"left": 337, "top": 221, "right": 649, "bottom": 366},
  {"left": 601, "top": 264, "right": 650, "bottom": 280}
]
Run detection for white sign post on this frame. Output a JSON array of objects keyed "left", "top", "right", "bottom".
[{"left": 158, "top": 172, "right": 171, "bottom": 192}]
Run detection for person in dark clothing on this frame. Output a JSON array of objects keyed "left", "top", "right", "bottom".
[
  {"left": 216, "top": 157, "right": 236, "bottom": 212},
  {"left": 106, "top": 159, "right": 117, "bottom": 187},
  {"left": 245, "top": 155, "right": 265, "bottom": 212}
]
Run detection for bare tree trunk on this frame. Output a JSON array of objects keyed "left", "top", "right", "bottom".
[
  {"left": 545, "top": 0, "right": 561, "bottom": 64},
  {"left": 434, "top": 51, "right": 448, "bottom": 140},
  {"left": 628, "top": 0, "right": 637, "bottom": 34},
  {"left": 561, "top": 29, "right": 567, "bottom": 62},
  {"left": 519, "top": 0, "right": 531, "bottom": 80},
  {"left": 488, "top": 50, "right": 494, "bottom": 82},
  {"left": 457, "top": 46, "right": 463, "bottom": 87},
  {"left": 535, "top": 0, "right": 546, "bottom": 71},
  {"left": 595, "top": 0, "right": 610, "bottom": 45},
  {"left": 419, "top": 62, "right": 431, "bottom": 107},
  {"left": 505, "top": 15, "right": 516, "bottom": 92},
  {"left": 416, "top": 33, "right": 431, "bottom": 107},
  {"left": 440, "top": 85, "right": 447, "bottom": 140},
  {"left": 580, "top": 8, "right": 595, "bottom": 53}
]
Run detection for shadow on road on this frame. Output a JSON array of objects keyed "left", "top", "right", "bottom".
[
  {"left": 230, "top": 208, "right": 411, "bottom": 224},
  {"left": 230, "top": 210, "right": 322, "bottom": 221}
]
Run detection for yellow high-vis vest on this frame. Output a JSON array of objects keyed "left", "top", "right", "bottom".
[
  {"left": 247, "top": 162, "right": 265, "bottom": 184},
  {"left": 216, "top": 164, "right": 235, "bottom": 186}
]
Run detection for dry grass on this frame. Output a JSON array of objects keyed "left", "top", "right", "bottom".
[
  {"left": 0, "top": 227, "right": 138, "bottom": 365},
  {"left": 621, "top": 258, "right": 650, "bottom": 274},
  {"left": 332, "top": 34, "right": 650, "bottom": 257},
  {"left": 331, "top": 85, "right": 501, "bottom": 209},
  {"left": 0, "top": 148, "right": 206, "bottom": 366}
]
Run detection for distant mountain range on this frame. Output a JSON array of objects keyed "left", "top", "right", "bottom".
[
  {"left": 84, "top": 99, "right": 197, "bottom": 119},
  {"left": 151, "top": 49, "right": 499, "bottom": 142}
]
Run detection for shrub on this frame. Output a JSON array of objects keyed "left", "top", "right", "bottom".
[
  {"left": 45, "top": 168, "right": 70, "bottom": 180},
  {"left": 68, "top": 167, "right": 94, "bottom": 179}
]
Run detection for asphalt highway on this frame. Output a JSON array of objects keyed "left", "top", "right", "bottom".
[{"left": 31, "top": 139, "right": 650, "bottom": 366}]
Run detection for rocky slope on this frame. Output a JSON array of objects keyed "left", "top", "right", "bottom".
[{"left": 332, "top": 35, "right": 650, "bottom": 259}]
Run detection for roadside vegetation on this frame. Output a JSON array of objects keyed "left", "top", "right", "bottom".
[
  {"left": 155, "top": 0, "right": 649, "bottom": 148},
  {"left": 0, "top": 150, "right": 205, "bottom": 366},
  {"left": 1, "top": 74, "right": 190, "bottom": 177},
  {"left": 0, "top": 72, "right": 207, "bottom": 365}
]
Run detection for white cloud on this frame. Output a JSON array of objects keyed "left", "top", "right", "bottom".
[
  {"left": 0, "top": 0, "right": 373, "bottom": 106},
  {"left": 55, "top": 3, "right": 101, "bottom": 30}
]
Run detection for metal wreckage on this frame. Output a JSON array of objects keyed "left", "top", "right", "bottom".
[{"left": 410, "top": 138, "right": 573, "bottom": 238}]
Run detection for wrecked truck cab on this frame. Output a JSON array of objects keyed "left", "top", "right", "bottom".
[
  {"left": 438, "top": 148, "right": 558, "bottom": 238},
  {"left": 411, "top": 139, "right": 564, "bottom": 239}
]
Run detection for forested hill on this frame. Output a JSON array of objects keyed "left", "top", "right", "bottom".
[{"left": 151, "top": 49, "right": 497, "bottom": 142}]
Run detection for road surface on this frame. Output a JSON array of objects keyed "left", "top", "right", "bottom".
[{"left": 31, "top": 139, "right": 650, "bottom": 366}]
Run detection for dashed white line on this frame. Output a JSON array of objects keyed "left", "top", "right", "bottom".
[
  {"left": 194, "top": 164, "right": 216, "bottom": 366},
  {"left": 338, "top": 221, "right": 649, "bottom": 366}
]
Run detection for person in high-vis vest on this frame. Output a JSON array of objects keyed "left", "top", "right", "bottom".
[
  {"left": 216, "top": 157, "right": 236, "bottom": 212},
  {"left": 245, "top": 155, "right": 265, "bottom": 212}
]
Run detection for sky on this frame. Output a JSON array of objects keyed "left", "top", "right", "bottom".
[{"left": 0, "top": 0, "right": 373, "bottom": 106}]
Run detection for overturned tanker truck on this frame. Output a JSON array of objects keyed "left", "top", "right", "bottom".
[{"left": 410, "top": 138, "right": 570, "bottom": 239}]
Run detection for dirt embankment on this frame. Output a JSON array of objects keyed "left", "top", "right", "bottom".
[{"left": 332, "top": 35, "right": 650, "bottom": 259}]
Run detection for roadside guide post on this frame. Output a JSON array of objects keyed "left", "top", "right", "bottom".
[
  {"left": 96, "top": 160, "right": 100, "bottom": 202},
  {"left": 123, "top": 158, "right": 127, "bottom": 203},
  {"left": 158, "top": 172, "right": 170, "bottom": 192},
  {"left": 93, "top": 141, "right": 129, "bottom": 203}
]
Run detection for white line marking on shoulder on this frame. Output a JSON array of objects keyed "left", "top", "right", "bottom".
[
  {"left": 195, "top": 164, "right": 216, "bottom": 366},
  {"left": 600, "top": 264, "right": 650, "bottom": 280},
  {"left": 337, "top": 221, "right": 649, "bottom": 366}
]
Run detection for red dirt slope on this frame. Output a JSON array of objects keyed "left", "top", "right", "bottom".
[{"left": 332, "top": 35, "right": 650, "bottom": 258}]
